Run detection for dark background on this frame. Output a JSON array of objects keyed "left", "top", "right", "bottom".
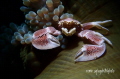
[
  {"left": 0, "top": 0, "right": 24, "bottom": 26},
  {"left": 0, "top": 0, "right": 28, "bottom": 79}
]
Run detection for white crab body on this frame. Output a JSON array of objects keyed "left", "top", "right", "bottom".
[{"left": 32, "top": 18, "right": 112, "bottom": 62}]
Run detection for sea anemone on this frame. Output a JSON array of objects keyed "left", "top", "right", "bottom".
[{"left": 0, "top": 0, "right": 74, "bottom": 78}]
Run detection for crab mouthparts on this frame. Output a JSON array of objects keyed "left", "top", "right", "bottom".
[{"left": 61, "top": 27, "right": 76, "bottom": 36}]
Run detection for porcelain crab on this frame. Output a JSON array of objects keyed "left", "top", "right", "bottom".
[{"left": 32, "top": 18, "right": 112, "bottom": 62}]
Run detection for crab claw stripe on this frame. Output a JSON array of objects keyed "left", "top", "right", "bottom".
[
  {"left": 32, "top": 27, "right": 61, "bottom": 50},
  {"left": 32, "top": 33, "right": 60, "bottom": 50},
  {"left": 75, "top": 43, "right": 106, "bottom": 62},
  {"left": 76, "top": 30, "right": 112, "bottom": 61},
  {"left": 33, "top": 27, "right": 61, "bottom": 38},
  {"left": 78, "top": 30, "right": 112, "bottom": 46}
]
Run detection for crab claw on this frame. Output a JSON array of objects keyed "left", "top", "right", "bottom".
[
  {"left": 75, "top": 43, "right": 106, "bottom": 62},
  {"left": 78, "top": 30, "right": 112, "bottom": 46},
  {"left": 76, "top": 30, "right": 112, "bottom": 62},
  {"left": 32, "top": 27, "right": 61, "bottom": 50}
]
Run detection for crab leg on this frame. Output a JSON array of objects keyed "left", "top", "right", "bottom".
[
  {"left": 76, "top": 30, "right": 112, "bottom": 62},
  {"left": 32, "top": 27, "right": 61, "bottom": 50},
  {"left": 81, "top": 20, "right": 112, "bottom": 32}
]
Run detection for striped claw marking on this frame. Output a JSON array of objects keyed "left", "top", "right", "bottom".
[
  {"left": 75, "top": 43, "right": 106, "bottom": 62},
  {"left": 76, "top": 30, "right": 112, "bottom": 62},
  {"left": 32, "top": 27, "right": 61, "bottom": 50}
]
